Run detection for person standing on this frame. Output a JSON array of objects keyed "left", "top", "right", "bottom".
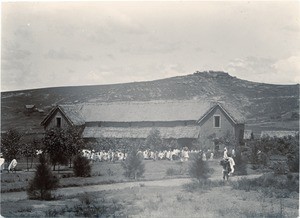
[
  {"left": 232, "top": 148, "right": 236, "bottom": 157},
  {"left": 220, "top": 158, "right": 230, "bottom": 180},
  {"left": 223, "top": 147, "right": 228, "bottom": 158}
]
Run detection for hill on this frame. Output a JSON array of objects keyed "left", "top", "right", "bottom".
[{"left": 1, "top": 71, "right": 299, "bottom": 135}]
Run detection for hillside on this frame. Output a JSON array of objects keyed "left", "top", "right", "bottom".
[{"left": 1, "top": 71, "right": 299, "bottom": 134}]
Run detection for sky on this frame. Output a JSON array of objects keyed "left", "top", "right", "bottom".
[{"left": 1, "top": 1, "right": 300, "bottom": 91}]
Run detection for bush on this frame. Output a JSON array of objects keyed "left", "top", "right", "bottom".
[
  {"left": 234, "top": 151, "right": 247, "bottom": 175},
  {"left": 122, "top": 146, "right": 145, "bottom": 180},
  {"left": 270, "top": 161, "right": 289, "bottom": 175},
  {"left": 73, "top": 155, "right": 91, "bottom": 177},
  {"left": 188, "top": 152, "right": 211, "bottom": 181},
  {"left": 166, "top": 167, "right": 176, "bottom": 176},
  {"left": 27, "top": 155, "right": 59, "bottom": 200}
]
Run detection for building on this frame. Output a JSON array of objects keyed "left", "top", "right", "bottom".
[
  {"left": 25, "top": 105, "right": 36, "bottom": 113},
  {"left": 41, "top": 100, "right": 245, "bottom": 151},
  {"left": 260, "top": 130, "right": 299, "bottom": 139}
]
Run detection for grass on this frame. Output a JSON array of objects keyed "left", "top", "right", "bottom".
[
  {"left": 1, "top": 159, "right": 190, "bottom": 193},
  {"left": 230, "top": 173, "right": 299, "bottom": 198},
  {"left": 184, "top": 179, "right": 226, "bottom": 192},
  {"left": 1, "top": 159, "right": 299, "bottom": 217}
]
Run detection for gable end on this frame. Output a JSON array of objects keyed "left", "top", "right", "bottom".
[
  {"left": 40, "top": 106, "right": 74, "bottom": 128},
  {"left": 197, "top": 104, "right": 238, "bottom": 126}
]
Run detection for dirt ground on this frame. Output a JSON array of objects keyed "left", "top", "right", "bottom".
[{"left": 1, "top": 159, "right": 299, "bottom": 217}]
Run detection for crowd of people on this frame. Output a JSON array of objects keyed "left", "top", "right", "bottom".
[{"left": 81, "top": 147, "right": 217, "bottom": 162}]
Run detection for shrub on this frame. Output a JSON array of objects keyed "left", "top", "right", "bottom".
[
  {"left": 188, "top": 152, "right": 211, "bottom": 181},
  {"left": 122, "top": 146, "right": 145, "bottom": 180},
  {"left": 234, "top": 151, "right": 247, "bottom": 175},
  {"left": 73, "top": 155, "right": 91, "bottom": 177},
  {"left": 270, "top": 161, "right": 289, "bottom": 175},
  {"left": 166, "top": 167, "right": 176, "bottom": 176},
  {"left": 27, "top": 155, "right": 59, "bottom": 200},
  {"left": 74, "top": 193, "right": 124, "bottom": 217}
]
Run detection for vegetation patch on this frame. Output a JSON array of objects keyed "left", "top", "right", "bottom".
[
  {"left": 231, "top": 173, "right": 299, "bottom": 198},
  {"left": 73, "top": 155, "right": 91, "bottom": 177},
  {"left": 122, "top": 146, "right": 145, "bottom": 180},
  {"left": 27, "top": 155, "right": 59, "bottom": 200},
  {"left": 184, "top": 179, "right": 225, "bottom": 192}
]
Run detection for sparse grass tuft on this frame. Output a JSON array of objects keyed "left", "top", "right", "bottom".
[
  {"left": 147, "top": 199, "right": 160, "bottom": 211},
  {"left": 45, "top": 207, "right": 69, "bottom": 217},
  {"left": 107, "top": 168, "right": 114, "bottom": 176},
  {"left": 184, "top": 179, "right": 225, "bottom": 192},
  {"left": 176, "top": 194, "right": 184, "bottom": 202},
  {"left": 17, "top": 206, "right": 33, "bottom": 213},
  {"left": 166, "top": 167, "right": 176, "bottom": 176},
  {"left": 156, "top": 193, "right": 163, "bottom": 202}
]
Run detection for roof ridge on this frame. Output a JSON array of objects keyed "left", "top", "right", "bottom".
[{"left": 60, "top": 99, "right": 210, "bottom": 107}]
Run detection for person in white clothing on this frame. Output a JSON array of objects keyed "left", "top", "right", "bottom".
[
  {"left": 232, "top": 148, "right": 236, "bottom": 157},
  {"left": 223, "top": 147, "right": 228, "bottom": 158},
  {"left": 227, "top": 154, "right": 235, "bottom": 175}
]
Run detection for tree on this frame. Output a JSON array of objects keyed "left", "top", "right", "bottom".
[
  {"left": 65, "top": 127, "right": 85, "bottom": 168},
  {"left": 43, "top": 128, "right": 68, "bottom": 170},
  {"left": 1, "top": 128, "right": 23, "bottom": 162},
  {"left": 145, "top": 129, "right": 163, "bottom": 151},
  {"left": 189, "top": 152, "right": 211, "bottom": 181},
  {"left": 27, "top": 155, "right": 59, "bottom": 200},
  {"left": 20, "top": 137, "right": 42, "bottom": 171},
  {"left": 73, "top": 154, "right": 91, "bottom": 177},
  {"left": 233, "top": 150, "right": 247, "bottom": 175},
  {"left": 122, "top": 145, "right": 145, "bottom": 180}
]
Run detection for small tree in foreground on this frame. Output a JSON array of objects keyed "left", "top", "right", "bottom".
[
  {"left": 73, "top": 154, "right": 91, "bottom": 177},
  {"left": 27, "top": 155, "right": 59, "bottom": 200},
  {"left": 122, "top": 146, "right": 145, "bottom": 180},
  {"left": 189, "top": 152, "right": 210, "bottom": 181}
]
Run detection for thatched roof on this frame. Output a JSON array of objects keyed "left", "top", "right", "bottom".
[
  {"left": 59, "top": 105, "right": 86, "bottom": 125},
  {"left": 58, "top": 100, "right": 245, "bottom": 124},
  {"left": 82, "top": 126, "right": 200, "bottom": 139},
  {"left": 260, "top": 131, "right": 299, "bottom": 139}
]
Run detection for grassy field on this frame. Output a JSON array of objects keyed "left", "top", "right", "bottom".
[
  {"left": 1, "top": 159, "right": 191, "bottom": 193},
  {"left": 1, "top": 159, "right": 299, "bottom": 217}
]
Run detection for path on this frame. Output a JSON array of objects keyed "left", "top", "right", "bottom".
[{"left": 1, "top": 174, "right": 262, "bottom": 202}]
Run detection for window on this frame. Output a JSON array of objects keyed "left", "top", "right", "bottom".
[
  {"left": 56, "top": 117, "right": 61, "bottom": 128},
  {"left": 214, "top": 115, "right": 220, "bottom": 128}
]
